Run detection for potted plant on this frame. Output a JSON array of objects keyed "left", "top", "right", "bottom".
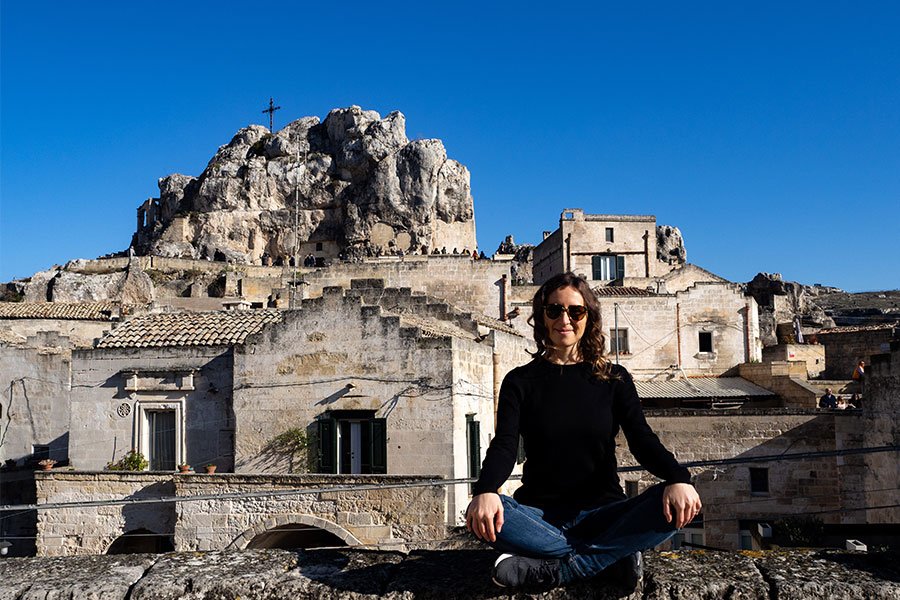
[
  {"left": 177, "top": 463, "right": 191, "bottom": 473},
  {"left": 38, "top": 459, "right": 56, "bottom": 471},
  {"left": 204, "top": 464, "right": 217, "bottom": 474}
]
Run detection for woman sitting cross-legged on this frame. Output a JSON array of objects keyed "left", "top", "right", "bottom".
[{"left": 466, "top": 272, "right": 702, "bottom": 590}]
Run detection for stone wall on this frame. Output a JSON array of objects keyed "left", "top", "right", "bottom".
[
  {"left": 32, "top": 472, "right": 445, "bottom": 556},
  {"left": 617, "top": 410, "right": 853, "bottom": 549},
  {"left": 174, "top": 474, "right": 445, "bottom": 551},
  {"left": 0, "top": 333, "right": 73, "bottom": 465},
  {"left": 0, "top": 317, "right": 113, "bottom": 348},
  {"left": 35, "top": 472, "right": 175, "bottom": 556},
  {"left": 738, "top": 361, "right": 820, "bottom": 408},
  {"left": 817, "top": 326, "right": 897, "bottom": 380},
  {"left": 68, "top": 346, "right": 235, "bottom": 471},
  {"left": 860, "top": 342, "right": 900, "bottom": 524},
  {"left": 762, "top": 343, "right": 826, "bottom": 378},
  {"left": 597, "top": 283, "right": 759, "bottom": 378},
  {"left": 299, "top": 256, "right": 510, "bottom": 319}
]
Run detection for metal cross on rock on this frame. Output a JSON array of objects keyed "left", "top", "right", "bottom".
[{"left": 262, "top": 97, "right": 282, "bottom": 132}]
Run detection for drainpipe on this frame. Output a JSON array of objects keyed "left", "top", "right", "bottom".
[
  {"left": 745, "top": 299, "right": 752, "bottom": 362},
  {"left": 676, "top": 302, "right": 682, "bottom": 367},
  {"left": 614, "top": 303, "right": 620, "bottom": 365},
  {"left": 644, "top": 230, "right": 650, "bottom": 277},
  {"left": 499, "top": 274, "right": 508, "bottom": 321},
  {"left": 492, "top": 352, "right": 501, "bottom": 426}
]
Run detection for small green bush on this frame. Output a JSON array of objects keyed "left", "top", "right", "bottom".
[{"left": 106, "top": 450, "right": 149, "bottom": 471}]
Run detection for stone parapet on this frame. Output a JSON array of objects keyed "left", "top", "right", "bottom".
[{"left": 1, "top": 548, "right": 897, "bottom": 599}]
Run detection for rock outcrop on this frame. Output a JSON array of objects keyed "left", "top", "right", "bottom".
[
  {"left": 745, "top": 273, "right": 836, "bottom": 346},
  {"left": 495, "top": 235, "right": 534, "bottom": 284},
  {"left": 132, "top": 106, "right": 476, "bottom": 264},
  {"left": 656, "top": 225, "right": 686, "bottom": 265},
  {"left": 21, "top": 262, "right": 155, "bottom": 305},
  {"left": 1, "top": 548, "right": 897, "bottom": 600}
]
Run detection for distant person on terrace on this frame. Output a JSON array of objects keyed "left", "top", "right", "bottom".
[
  {"left": 852, "top": 360, "right": 865, "bottom": 383},
  {"left": 820, "top": 388, "right": 838, "bottom": 409},
  {"left": 466, "top": 272, "right": 701, "bottom": 590}
]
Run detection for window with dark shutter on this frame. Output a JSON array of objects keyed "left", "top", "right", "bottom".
[
  {"left": 318, "top": 411, "right": 386, "bottom": 474},
  {"left": 316, "top": 418, "right": 337, "bottom": 474}
]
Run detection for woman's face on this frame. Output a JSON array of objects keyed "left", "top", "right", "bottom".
[{"left": 543, "top": 286, "right": 588, "bottom": 353}]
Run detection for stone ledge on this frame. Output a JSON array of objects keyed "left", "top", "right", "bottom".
[{"left": 0, "top": 548, "right": 897, "bottom": 599}]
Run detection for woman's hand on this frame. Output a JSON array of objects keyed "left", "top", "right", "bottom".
[
  {"left": 662, "top": 483, "right": 702, "bottom": 529},
  {"left": 465, "top": 493, "right": 504, "bottom": 542}
]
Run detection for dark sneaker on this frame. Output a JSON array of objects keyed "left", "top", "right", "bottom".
[
  {"left": 610, "top": 551, "right": 642, "bottom": 590},
  {"left": 492, "top": 553, "right": 562, "bottom": 588}
]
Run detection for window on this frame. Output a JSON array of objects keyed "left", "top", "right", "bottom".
[
  {"left": 591, "top": 255, "right": 625, "bottom": 280},
  {"left": 699, "top": 331, "right": 713, "bottom": 353},
  {"left": 136, "top": 400, "right": 184, "bottom": 471},
  {"left": 605, "top": 227, "right": 614, "bottom": 243},
  {"left": 610, "top": 328, "right": 630, "bottom": 354},
  {"left": 315, "top": 242, "right": 323, "bottom": 251},
  {"left": 147, "top": 410, "right": 177, "bottom": 470},
  {"left": 316, "top": 411, "right": 386, "bottom": 474},
  {"left": 750, "top": 467, "right": 769, "bottom": 495}
]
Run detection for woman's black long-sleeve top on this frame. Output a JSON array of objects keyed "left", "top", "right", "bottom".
[{"left": 472, "top": 359, "right": 691, "bottom": 510}]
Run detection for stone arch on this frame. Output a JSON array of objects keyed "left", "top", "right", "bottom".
[
  {"left": 228, "top": 514, "right": 361, "bottom": 550},
  {"left": 106, "top": 528, "right": 175, "bottom": 555}
]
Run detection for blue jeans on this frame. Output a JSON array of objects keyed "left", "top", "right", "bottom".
[{"left": 488, "top": 483, "right": 677, "bottom": 582}]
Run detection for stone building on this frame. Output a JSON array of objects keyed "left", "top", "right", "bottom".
[
  {"left": 0, "top": 302, "right": 121, "bottom": 466},
  {"left": 816, "top": 323, "right": 898, "bottom": 380},
  {"left": 21, "top": 279, "right": 528, "bottom": 555},
  {"left": 506, "top": 281, "right": 763, "bottom": 381},
  {"left": 532, "top": 209, "right": 681, "bottom": 286}
]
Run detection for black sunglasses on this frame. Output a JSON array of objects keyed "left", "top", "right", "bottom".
[{"left": 544, "top": 304, "right": 588, "bottom": 321}]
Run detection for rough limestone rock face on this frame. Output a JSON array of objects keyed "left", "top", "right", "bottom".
[
  {"left": 1, "top": 548, "right": 897, "bottom": 600},
  {"left": 132, "top": 106, "right": 476, "bottom": 264},
  {"left": 656, "top": 225, "right": 686, "bottom": 265},
  {"left": 119, "top": 264, "right": 155, "bottom": 305},
  {"left": 22, "top": 269, "right": 58, "bottom": 302},
  {"left": 19, "top": 264, "right": 155, "bottom": 305},
  {"left": 745, "top": 272, "right": 835, "bottom": 346},
  {"left": 46, "top": 270, "right": 127, "bottom": 303}
]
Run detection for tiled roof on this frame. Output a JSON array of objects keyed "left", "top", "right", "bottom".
[
  {"left": 96, "top": 310, "right": 282, "bottom": 348},
  {"left": 592, "top": 286, "right": 656, "bottom": 297},
  {"left": 471, "top": 313, "right": 523, "bottom": 336},
  {"left": 395, "top": 312, "right": 473, "bottom": 340},
  {"left": 635, "top": 377, "right": 776, "bottom": 399},
  {"left": 0, "top": 302, "right": 119, "bottom": 321},
  {"left": 817, "top": 323, "right": 898, "bottom": 335}
]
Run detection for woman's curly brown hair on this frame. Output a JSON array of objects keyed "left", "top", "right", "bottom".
[{"left": 527, "top": 272, "right": 613, "bottom": 379}]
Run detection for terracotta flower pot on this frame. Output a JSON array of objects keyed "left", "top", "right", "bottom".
[
  {"left": 205, "top": 465, "right": 217, "bottom": 474},
  {"left": 178, "top": 465, "right": 191, "bottom": 473}
]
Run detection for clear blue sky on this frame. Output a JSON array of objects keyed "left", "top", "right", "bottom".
[{"left": 2, "top": 1, "right": 898, "bottom": 292}]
